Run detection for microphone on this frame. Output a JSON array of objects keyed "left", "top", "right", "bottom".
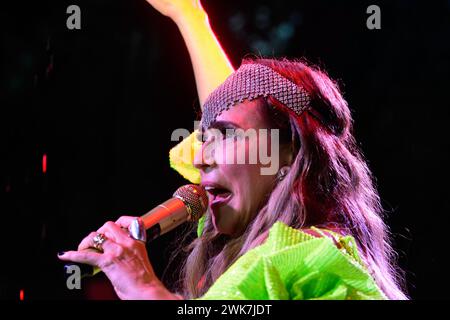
[
  {"left": 64, "top": 184, "right": 208, "bottom": 279},
  {"left": 136, "top": 184, "right": 208, "bottom": 242}
]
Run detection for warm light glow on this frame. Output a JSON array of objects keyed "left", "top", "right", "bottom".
[
  {"left": 42, "top": 154, "right": 47, "bottom": 173},
  {"left": 19, "top": 289, "right": 24, "bottom": 301}
]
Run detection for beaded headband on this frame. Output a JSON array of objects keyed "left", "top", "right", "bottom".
[{"left": 200, "top": 63, "right": 312, "bottom": 130}]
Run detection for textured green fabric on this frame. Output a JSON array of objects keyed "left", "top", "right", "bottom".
[
  {"left": 197, "top": 215, "right": 206, "bottom": 238},
  {"left": 198, "top": 222, "right": 387, "bottom": 300}
]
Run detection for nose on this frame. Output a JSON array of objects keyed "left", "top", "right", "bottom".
[{"left": 194, "top": 140, "right": 216, "bottom": 172}]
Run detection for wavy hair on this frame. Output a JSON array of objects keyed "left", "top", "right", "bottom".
[{"left": 169, "top": 58, "right": 407, "bottom": 300}]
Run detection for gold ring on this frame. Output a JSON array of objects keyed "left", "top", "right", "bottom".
[{"left": 92, "top": 233, "right": 107, "bottom": 251}]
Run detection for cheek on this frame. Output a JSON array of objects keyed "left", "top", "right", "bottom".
[
  {"left": 214, "top": 135, "right": 259, "bottom": 165},
  {"left": 232, "top": 164, "right": 270, "bottom": 215},
  {"left": 220, "top": 137, "right": 272, "bottom": 196},
  {"left": 214, "top": 138, "right": 274, "bottom": 224}
]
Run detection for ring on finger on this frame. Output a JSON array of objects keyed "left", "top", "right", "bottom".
[{"left": 92, "top": 233, "right": 107, "bottom": 252}]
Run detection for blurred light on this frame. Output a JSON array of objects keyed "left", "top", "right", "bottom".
[
  {"left": 229, "top": 12, "right": 246, "bottom": 34},
  {"left": 42, "top": 154, "right": 47, "bottom": 173},
  {"left": 276, "top": 22, "right": 295, "bottom": 40},
  {"left": 254, "top": 6, "right": 271, "bottom": 30},
  {"left": 20, "top": 289, "right": 24, "bottom": 301}
]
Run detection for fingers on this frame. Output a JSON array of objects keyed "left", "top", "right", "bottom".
[
  {"left": 77, "top": 231, "right": 119, "bottom": 253},
  {"left": 59, "top": 229, "right": 128, "bottom": 268},
  {"left": 77, "top": 216, "right": 138, "bottom": 251},
  {"left": 97, "top": 221, "right": 133, "bottom": 247},
  {"left": 66, "top": 217, "right": 144, "bottom": 268},
  {"left": 78, "top": 231, "right": 100, "bottom": 251},
  {"left": 58, "top": 244, "right": 123, "bottom": 270},
  {"left": 57, "top": 249, "right": 102, "bottom": 266},
  {"left": 115, "top": 216, "right": 138, "bottom": 229}
]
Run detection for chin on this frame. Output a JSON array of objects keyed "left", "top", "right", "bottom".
[
  {"left": 212, "top": 218, "right": 233, "bottom": 235},
  {"left": 211, "top": 209, "right": 237, "bottom": 236}
]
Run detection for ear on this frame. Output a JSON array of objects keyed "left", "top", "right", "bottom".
[{"left": 277, "top": 165, "right": 291, "bottom": 181}]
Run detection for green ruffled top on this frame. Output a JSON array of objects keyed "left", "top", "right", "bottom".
[
  {"left": 169, "top": 132, "right": 386, "bottom": 300},
  {"left": 199, "top": 222, "right": 386, "bottom": 300}
]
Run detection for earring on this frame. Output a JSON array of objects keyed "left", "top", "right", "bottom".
[{"left": 277, "top": 166, "right": 290, "bottom": 181}]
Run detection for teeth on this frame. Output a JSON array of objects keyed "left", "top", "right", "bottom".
[{"left": 204, "top": 185, "right": 230, "bottom": 196}]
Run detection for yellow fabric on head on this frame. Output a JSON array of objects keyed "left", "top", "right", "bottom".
[{"left": 169, "top": 130, "right": 202, "bottom": 184}]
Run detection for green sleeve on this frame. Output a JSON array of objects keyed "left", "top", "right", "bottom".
[{"left": 198, "top": 222, "right": 387, "bottom": 300}]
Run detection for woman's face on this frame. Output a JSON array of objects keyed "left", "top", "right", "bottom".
[{"left": 194, "top": 99, "right": 292, "bottom": 236}]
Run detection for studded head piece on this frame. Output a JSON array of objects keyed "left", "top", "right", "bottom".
[{"left": 200, "top": 62, "right": 312, "bottom": 131}]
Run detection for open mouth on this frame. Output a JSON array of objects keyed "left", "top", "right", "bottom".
[{"left": 204, "top": 185, "right": 233, "bottom": 206}]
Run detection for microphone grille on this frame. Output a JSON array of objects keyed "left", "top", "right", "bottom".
[{"left": 173, "top": 184, "right": 208, "bottom": 221}]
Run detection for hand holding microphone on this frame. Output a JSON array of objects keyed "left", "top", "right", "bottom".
[{"left": 57, "top": 184, "right": 208, "bottom": 299}]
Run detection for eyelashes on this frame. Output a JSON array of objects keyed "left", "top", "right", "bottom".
[{"left": 198, "top": 127, "right": 241, "bottom": 143}]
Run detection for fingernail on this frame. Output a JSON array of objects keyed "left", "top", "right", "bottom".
[{"left": 57, "top": 251, "right": 65, "bottom": 256}]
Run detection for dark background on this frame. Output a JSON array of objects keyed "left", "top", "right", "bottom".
[{"left": 1, "top": 0, "right": 449, "bottom": 300}]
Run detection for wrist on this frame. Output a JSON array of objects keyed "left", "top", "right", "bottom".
[
  {"left": 134, "top": 281, "right": 182, "bottom": 300},
  {"left": 172, "top": 7, "right": 209, "bottom": 29}
]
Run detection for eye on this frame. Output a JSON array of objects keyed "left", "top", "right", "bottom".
[
  {"left": 202, "top": 125, "right": 242, "bottom": 143},
  {"left": 201, "top": 131, "right": 217, "bottom": 144},
  {"left": 224, "top": 128, "right": 236, "bottom": 139}
]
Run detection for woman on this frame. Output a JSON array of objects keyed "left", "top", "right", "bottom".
[{"left": 58, "top": 0, "right": 408, "bottom": 300}]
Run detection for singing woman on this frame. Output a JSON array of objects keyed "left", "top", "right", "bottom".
[{"left": 58, "top": 0, "right": 407, "bottom": 300}]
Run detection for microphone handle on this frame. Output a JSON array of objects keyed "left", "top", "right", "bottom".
[{"left": 140, "top": 197, "right": 189, "bottom": 240}]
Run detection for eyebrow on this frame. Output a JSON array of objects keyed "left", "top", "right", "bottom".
[{"left": 208, "top": 120, "right": 241, "bottom": 130}]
